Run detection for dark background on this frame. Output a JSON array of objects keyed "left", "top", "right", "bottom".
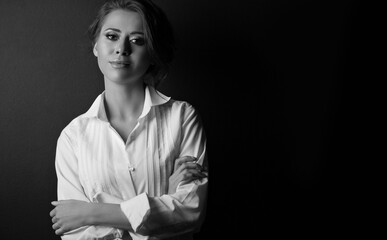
[{"left": 0, "top": 0, "right": 374, "bottom": 239}]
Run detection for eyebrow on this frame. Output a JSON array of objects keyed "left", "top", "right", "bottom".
[{"left": 104, "top": 28, "right": 144, "bottom": 35}]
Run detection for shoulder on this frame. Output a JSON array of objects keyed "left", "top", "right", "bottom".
[
  {"left": 156, "top": 99, "right": 203, "bottom": 129},
  {"left": 160, "top": 99, "right": 199, "bottom": 118},
  {"left": 59, "top": 94, "right": 102, "bottom": 140},
  {"left": 58, "top": 113, "right": 94, "bottom": 142},
  {"left": 149, "top": 86, "right": 198, "bottom": 117}
]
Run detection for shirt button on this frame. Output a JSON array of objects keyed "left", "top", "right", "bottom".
[{"left": 128, "top": 167, "right": 135, "bottom": 172}]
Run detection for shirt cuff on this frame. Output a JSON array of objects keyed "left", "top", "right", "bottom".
[
  {"left": 120, "top": 192, "right": 151, "bottom": 232},
  {"left": 62, "top": 226, "right": 124, "bottom": 240}
]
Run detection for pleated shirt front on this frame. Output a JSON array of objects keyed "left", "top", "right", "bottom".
[{"left": 55, "top": 86, "right": 208, "bottom": 240}]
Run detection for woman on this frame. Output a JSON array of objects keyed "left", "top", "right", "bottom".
[{"left": 49, "top": 0, "right": 208, "bottom": 239}]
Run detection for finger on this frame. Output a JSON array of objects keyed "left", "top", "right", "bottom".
[
  {"left": 194, "top": 170, "right": 208, "bottom": 178},
  {"left": 174, "top": 156, "right": 197, "bottom": 170},
  {"left": 191, "top": 161, "right": 206, "bottom": 172},
  {"left": 52, "top": 222, "right": 60, "bottom": 230},
  {"left": 179, "top": 174, "right": 204, "bottom": 186},
  {"left": 176, "top": 162, "right": 201, "bottom": 174},
  {"left": 192, "top": 162, "right": 205, "bottom": 172},
  {"left": 181, "top": 169, "right": 207, "bottom": 181},
  {"left": 52, "top": 216, "right": 58, "bottom": 224},
  {"left": 175, "top": 156, "right": 196, "bottom": 170},
  {"left": 51, "top": 201, "right": 59, "bottom": 206},
  {"left": 55, "top": 228, "right": 63, "bottom": 236},
  {"left": 49, "top": 209, "right": 56, "bottom": 217}
]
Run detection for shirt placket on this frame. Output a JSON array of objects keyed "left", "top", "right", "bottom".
[
  {"left": 126, "top": 121, "right": 140, "bottom": 172},
  {"left": 123, "top": 118, "right": 146, "bottom": 197},
  {"left": 106, "top": 123, "right": 138, "bottom": 200}
]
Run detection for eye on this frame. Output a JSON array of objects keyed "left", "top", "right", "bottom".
[
  {"left": 105, "top": 33, "right": 118, "bottom": 41},
  {"left": 130, "top": 38, "right": 145, "bottom": 46}
]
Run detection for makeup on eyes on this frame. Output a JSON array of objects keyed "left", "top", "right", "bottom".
[{"left": 103, "top": 28, "right": 145, "bottom": 45}]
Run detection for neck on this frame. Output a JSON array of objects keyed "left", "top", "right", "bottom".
[{"left": 104, "top": 79, "right": 145, "bottom": 121}]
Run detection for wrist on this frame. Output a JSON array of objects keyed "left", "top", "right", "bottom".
[{"left": 85, "top": 203, "right": 99, "bottom": 225}]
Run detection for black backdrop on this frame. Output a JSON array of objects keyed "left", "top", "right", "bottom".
[{"left": 0, "top": 0, "right": 372, "bottom": 239}]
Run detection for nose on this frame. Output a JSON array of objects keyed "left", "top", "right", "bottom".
[{"left": 115, "top": 37, "right": 131, "bottom": 56}]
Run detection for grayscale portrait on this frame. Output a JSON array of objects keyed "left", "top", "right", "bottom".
[{"left": 0, "top": 0, "right": 369, "bottom": 239}]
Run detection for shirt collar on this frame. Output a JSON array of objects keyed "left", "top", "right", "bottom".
[{"left": 83, "top": 85, "right": 171, "bottom": 121}]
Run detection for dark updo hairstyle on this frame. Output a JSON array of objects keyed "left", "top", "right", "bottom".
[{"left": 88, "top": 0, "right": 175, "bottom": 88}]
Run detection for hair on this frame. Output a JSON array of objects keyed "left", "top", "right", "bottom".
[{"left": 87, "top": 0, "right": 175, "bottom": 88}]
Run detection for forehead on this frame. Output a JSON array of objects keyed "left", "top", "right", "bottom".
[{"left": 101, "top": 9, "right": 143, "bottom": 32}]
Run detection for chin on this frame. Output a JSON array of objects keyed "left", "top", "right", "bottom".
[{"left": 105, "top": 73, "right": 144, "bottom": 85}]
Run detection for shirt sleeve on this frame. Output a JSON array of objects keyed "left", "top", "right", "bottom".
[
  {"left": 56, "top": 129, "right": 124, "bottom": 240},
  {"left": 120, "top": 104, "right": 208, "bottom": 238}
]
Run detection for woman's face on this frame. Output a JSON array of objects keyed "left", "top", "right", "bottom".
[{"left": 93, "top": 9, "right": 151, "bottom": 85}]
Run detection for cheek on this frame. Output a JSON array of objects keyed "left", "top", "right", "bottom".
[
  {"left": 97, "top": 41, "right": 114, "bottom": 58},
  {"left": 96, "top": 43, "right": 113, "bottom": 72},
  {"left": 96, "top": 57, "right": 106, "bottom": 74},
  {"left": 137, "top": 49, "right": 151, "bottom": 66}
]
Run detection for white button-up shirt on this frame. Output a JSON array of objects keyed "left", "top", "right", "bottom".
[{"left": 55, "top": 86, "right": 208, "bottom": 240}]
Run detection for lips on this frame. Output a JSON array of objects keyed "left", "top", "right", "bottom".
[{"left": 109, "top": 60, "right": 130, "bottom": 69}]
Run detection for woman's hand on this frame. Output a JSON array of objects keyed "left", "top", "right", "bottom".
[
  {"left": 50, "top": 200, "right": 93, "bottom": 235},
  {"left": 168, "top": 156, "right": 208, "bottom": 194}
]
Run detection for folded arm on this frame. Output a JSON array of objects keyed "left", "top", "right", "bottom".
[
  {"left": 51, "top": 154, "right": 207, "bottom": 238},
  {"left": 50, "top": 131, "right": 128, "bottom": 239},
  {"left": 119, "top": 104, "right": 209, "bottom": 238},
  {"left": 50, "top": 104, "right": 208, "bottom": 239}
]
